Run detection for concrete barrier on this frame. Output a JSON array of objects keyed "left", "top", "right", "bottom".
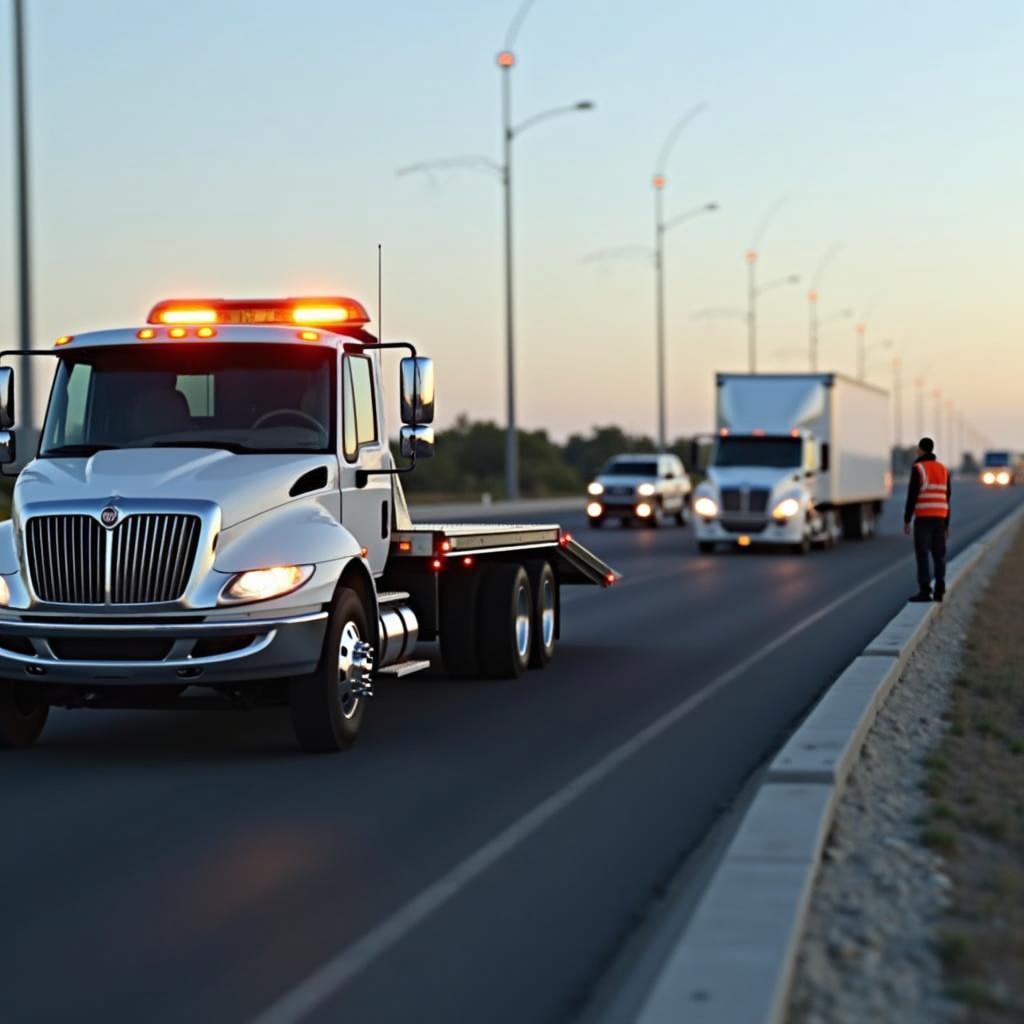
[{"left": 632, "top": 504, "right": 1024, "bottom": 1024}]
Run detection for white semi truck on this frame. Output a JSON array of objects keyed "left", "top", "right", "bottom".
[
  {"left": 0, "top": 297, "right": 617, "bottom": 751},
  {"left": 693, "top": 373, "right": 891, "bottom": 554}
]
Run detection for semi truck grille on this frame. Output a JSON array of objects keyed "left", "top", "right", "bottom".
[
  {"left": 26, "top": 514, "right": 201, "bottom": 604},
  {"left": 720, "top": 488, "right": 770, "bottom": 513}
]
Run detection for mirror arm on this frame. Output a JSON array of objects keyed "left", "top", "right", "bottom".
[{"left": 348, "top": 341, "right": 421, "bottom": 489}]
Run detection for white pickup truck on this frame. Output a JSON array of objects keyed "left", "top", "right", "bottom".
[{"left": 0, "top": 297, "right": 617, "bottom": 751}]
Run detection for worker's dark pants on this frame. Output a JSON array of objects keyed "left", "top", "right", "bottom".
[{"left": 914, "top": 518, "right": 947, "bottom": 593}]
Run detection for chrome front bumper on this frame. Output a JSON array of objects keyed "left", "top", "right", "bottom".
[
  {"left": 694, "top": 516, "right": 804, "bottom": 545},
  {"left": 0, "top": 610, "right": 328, "bottom": 685}
]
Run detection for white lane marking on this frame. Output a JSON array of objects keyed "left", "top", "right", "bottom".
[{"left": 251, "top": 557, "right": 909, "bottom": 1024}]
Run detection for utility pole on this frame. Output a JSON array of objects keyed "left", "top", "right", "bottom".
[
  {"left": 746, "top": 250, "right": 757, "bottom": 372},
  {"left": 13, "top": 0, "right": 34, "bottom": 428},
  {"left": 892, "top": 356, "right": 902, "bottom": 449},
  {"left": 653, "top": 178, "right": 666, "bottom": 449},
  {"left": 855, "top": 322, "right": 866, "bottom": 380},
  {"left": 807, "top": 289, "right": 818, "bottom": 371},
  {"left": 497, "top": 50, "right": 518, "bottom": 500},
  {"left": 915, "top": 377, "right": 925, "bottom": 439}
]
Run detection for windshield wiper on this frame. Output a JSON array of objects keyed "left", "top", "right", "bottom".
[
  {"left": 42, "top": 444, "right": 121, "bottom": 456},
  {"left": 150, "top": 440, "right": 253, "bottom": 454}
]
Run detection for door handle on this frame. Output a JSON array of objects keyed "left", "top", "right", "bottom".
[{"left": 381, "top": 500, "right": 389, "bottom": 539}]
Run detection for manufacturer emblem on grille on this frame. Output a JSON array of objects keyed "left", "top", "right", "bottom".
[{"left": 100, "top": 506, "right": 119, "bottom": 527}]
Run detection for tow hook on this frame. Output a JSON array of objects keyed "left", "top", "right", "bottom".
[{"left": 350, "top": 640, "right": 375, "bottom": 699}]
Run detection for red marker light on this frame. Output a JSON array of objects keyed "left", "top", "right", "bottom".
[
  {"left": 431, "top": 558, "right": 443, "bottom": 571},
  {"left": 440, "top": 540, "right": 451, "bottom": 553},
  {"left": 462, "top": 556, "right": 474, "bottom": 567}
]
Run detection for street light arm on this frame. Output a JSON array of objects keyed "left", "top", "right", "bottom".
[
  {"left": 661, "top": 202, "right": 719, "bottom": 235},
  {"left": 504, "top": 0, "right": 540, "bottom": 49},
  {"left": 654, "top": 102, "right": 708, "bottom": 177},
  {"left": 512, "top": 101, "right": 594, "bottom": 138},
  {"left": 396, "top": 155, "right": 503, "bottom": 180},
  {"left": 755, "top": 274, "right": 801, "bottom": 296},
  {"left": 582, "top": 244, "right": 654, "bottom": 266},
  {"left": 692, "top": 306, "right": 746, "bottom": 321}
]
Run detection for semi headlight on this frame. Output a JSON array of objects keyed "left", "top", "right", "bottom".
[
  {"left": 982, "top": 471, "right": 995, "bottom": 484},
  {"left": 637, "top": 482, "right": 656, "bottom": 497},
  {"left": 997, "top": 471, "right": 1010, "bottom": 485},
  {"left": 0, "top": 576, "right": 9, "bottom": 607},
  {"left": 773, "top": 497, "right": 802, "bottom": 520},
  {"left": 694, "top": 496, "right": 718, "bottom": 518},
  {"left": 222, "top": 564, "right": 313, "bottom": 603},
  {"left": 587, "top": 481, "right": 604, "bottom": 496}
]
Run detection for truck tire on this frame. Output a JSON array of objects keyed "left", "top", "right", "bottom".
[
  {"left": 791, "top": 535, "right": 810, "bottom": 555},
  {"left": 0, "top": 681, "right": 49, "bottom": 749},
  {"left": 675, "top": 498, "right": 690, "bottom": 527},
  {"left": 587, "top": 516, "right": 604, "bottom": 529},
  {"left": 440, "top": 570, "right": 481, "bottom": 678},
  {"left": 525, "top": 560, "right": 557, "bottom": 668},
  {"left": 477, "top": 563, "right": 532, "bottom": 679},
  {"left": 698, "top": 541, "right": 715, "bottom": 554},
  {"left": 290, "top": 587, "right": 369, "bottom": 753},
  {"left": 645, "top": 504, "right": 664, "bottom": 528}
]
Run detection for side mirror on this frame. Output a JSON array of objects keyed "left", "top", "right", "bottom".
[
  {"left": 400, "top": 424, "right": 435, "bottom": 460},
  {"left": 400, "top": 357, "right": 435, "bottom": 426},
  {"left": 0, "top": 367, "right": 14, "bottom": 429},
  {"left": 0, "top": 431, "right": 16, "bottom": 466}
]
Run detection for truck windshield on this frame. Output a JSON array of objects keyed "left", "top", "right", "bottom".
[
  {"left": 40, "top": 344, "right": 335, "bottom": 456},
  {"left": 983, "top": 452, "right": 1010, "bottom": 467},
  {"left": 714, "top": 436, "right": 801, "bottom": 468},
  {"left": 603, "top": 460, "right": 659, "bottom": 476}
]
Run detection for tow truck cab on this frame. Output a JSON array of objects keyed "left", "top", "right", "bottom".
[{"left": 0, "top": 297, "right": 617, "bottom": 752}]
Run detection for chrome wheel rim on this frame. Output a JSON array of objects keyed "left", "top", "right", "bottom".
[
  {"left": 337, "top": 620, "right": 363, "bottom": 720},
  {"left": 539, "top": 576, "right": 555, "bottom": 650},
  {"left": 515, "top": 583, "right": 531, "bottom": 660}
]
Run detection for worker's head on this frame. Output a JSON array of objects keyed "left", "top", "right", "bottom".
[{"left": 918, "top": 436, "right": 935, "bottom": 457}]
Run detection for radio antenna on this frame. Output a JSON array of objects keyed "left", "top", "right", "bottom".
[{"left": 377, "top": 243, "right": 382, "bottom": 343}]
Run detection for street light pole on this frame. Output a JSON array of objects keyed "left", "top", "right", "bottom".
[
  {"left": 497, "top": 50, "right": 517, "bottom": 499},
  {"left": 807, "top": 288, "right": 818, "bottom": 372},
  {"left": 653, "top": 179, "right": 666, "bottom": 449},
  {"left": 746, "top": 250, "right": 757, "bottom": 372},
  {"left": 855, "top": 322, "right": 867, "bottom": 380},
  {"left": 13, "top": 0, "right": 34, "bottom": 427},
  {"left": 892, "top": 355, "right": 902, "bottom": 448}
]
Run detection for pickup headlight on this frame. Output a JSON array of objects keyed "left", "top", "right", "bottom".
[
  {"left": 587, "top": 481, "right": 604, "bottom": 496},
  {"left": 773, "top": 497, "right": 802, "bottom": 521},
  {"left": 637, "top": 483, "right": 656, "bottom": 497},
  {"left": 997, "top": 471, "right": 1011, "bottom": 485},
  {"left": 0, "top": 576, "right": 9, "bottom": 607},
  {"left": 694, "top": 496, "right": 718, "bottom": 518},
  {"left": 222, "top": 564, "right": 313, "bottom": 603},
  {"left": 982, "top": 471, "right": 995, "bottom": 484}
]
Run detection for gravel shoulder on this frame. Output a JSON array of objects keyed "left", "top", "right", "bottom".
[{"left": 786, "top": 520, "right": 1022, "bottom": 1024}]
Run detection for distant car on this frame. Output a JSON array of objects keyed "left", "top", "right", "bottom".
[
  {"left": 585, "top": 454, "right": 692, "bottom": 528},
  {"left": 979, "top": 450, "right": 1023, "bottom": 487}
]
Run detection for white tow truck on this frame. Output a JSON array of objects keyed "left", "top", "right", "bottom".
[
  {"left": 0, "top": 297, "right": 617, "bottom": 751},
  {"left": 693, "top": 373, "right": 891, "bottom": 554}
]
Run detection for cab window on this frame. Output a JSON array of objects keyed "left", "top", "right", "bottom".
[{"left": 342, "top": 355, "right": 378, "bottom": 460}]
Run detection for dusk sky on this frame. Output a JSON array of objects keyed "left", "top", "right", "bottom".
[{"left": 0, "top": 0, "right": 1020, "bottom": 449}]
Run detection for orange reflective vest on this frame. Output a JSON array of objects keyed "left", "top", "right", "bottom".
[{"left": 914, "top": 460, "right": 950, "bottom": 518}]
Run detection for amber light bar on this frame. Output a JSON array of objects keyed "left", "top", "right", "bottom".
[{"left": 146, "top": 297, "right": 371, "bottom": 330}]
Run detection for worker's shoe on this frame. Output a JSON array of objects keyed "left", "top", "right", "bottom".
[
  {"left": 934, "top": 584, "right": 946, "bottom": 603},
  {"left": 908, "top": 589, "right": 933, "bottom": 603}
]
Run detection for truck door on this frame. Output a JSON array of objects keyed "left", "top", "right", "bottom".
[{"left": 339, "top": 353, "right": 391, "bottom": 574}]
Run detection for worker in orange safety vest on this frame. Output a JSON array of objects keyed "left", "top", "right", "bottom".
[{"left": 903, "top": 436, "right": 951, "bottom": 602}]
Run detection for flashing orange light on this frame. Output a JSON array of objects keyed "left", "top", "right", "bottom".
[
  {"left": 745, "top": 249, "right": 758, "bottom": 264},
  {"left": 158, "top": 308, "right": 217, "bottom": 325},
  {"left": 497, "top": 50, "right": 515, "bottom": 67},
  {"left": 136, "top": 328, "right": 156, "bottom": 340},
  {"left": 54, "top": 335, "right": 74, "bottom": 347},
  {"left": 293, "top": 304, "right": 352, "bottom": 325},
  {"left": 168, "top": 327, "right": 188, "bottom": 339},
  {"left": 360, "top": 547, "right": 368, "bottom": 558},
  {"left": 398, "top": 540, "right": 412, "bottom": 553},
  {"left": 653, "top": 174, "right": 667, "bottom": 190},
  {"left": 719, "top": 427, "right": 730, "bottom": 437},
  {"left": 298, "top": 330, "right": 320, "bottom": 342},
  {"left": 196, "top": 326, "right": 217, "bottom": 338},
  {"left": 790, "top": 429, "right": 800, "bottom": 437}
]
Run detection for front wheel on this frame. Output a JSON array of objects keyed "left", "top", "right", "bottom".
[
  {"left": 675, "top": 499, "right": 690, "bottom": 527},
  {"left": 0, "top": 682, "right": 49, "bottom": 749},
  {"left": 290, "top": 587, "right": 371, "bottom": 753}
]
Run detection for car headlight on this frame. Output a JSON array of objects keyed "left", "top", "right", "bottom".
[
  {"left": 997, "top": 471, "right": 1010, "bottom": 485},
  {"left": 773, "top": 497, "right": 802, "bottom": 520},
  {"left": 587, "top": 481, "right": 604, "bottom": 496},
  {"left": 694, "top": 496, "right": 718, "bottom": 518},
  {"left": 222, "top": 564, "right": 313, "bottom": 603},
  {"left": 586, "top": 501, "right": 604, "bottom": 518},
  {"left": 0, "top": 576, "right": 9, "bottom": 607},
  {"left": 982, "top": 472, "right": 995, "bottom": 484},
  {"left": 637, "top": 482, "right": 656, "bottom": 497}
]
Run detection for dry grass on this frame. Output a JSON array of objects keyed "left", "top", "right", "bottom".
[{"left": 923, "top": 526, "right": 1024, "bottom": 1020}]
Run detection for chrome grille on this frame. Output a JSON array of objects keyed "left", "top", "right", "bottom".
[
  {"left": 749, "top": 489, "right": 770, "bottom": 514},
  {"left": 721, "top": 488, "right": 742, "bottom": 512},
  {"left": 720, "top": 488, "right": 770, "bottom": 514},
  {"left": 26, "top": 515, "right": 105, "bottom": 604},
  {"left": 26, "top": 513, "right": 201, "bottom": 604}
]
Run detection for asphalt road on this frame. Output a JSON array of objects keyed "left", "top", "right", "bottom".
[{"left": 2, "top": 482, "right": 1020, "bottom": 1024}]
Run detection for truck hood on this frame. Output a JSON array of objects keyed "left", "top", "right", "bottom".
[
  {"left": 15, "top": 449, "right": 336, "bottom": 529},
  {"left": 594, "top": 474, "right": 652, "bottom": 491},
  {"left": 704, "top": 466, "right": 804, "bottom": 492}
]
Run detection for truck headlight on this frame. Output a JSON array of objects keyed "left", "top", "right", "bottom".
[
  {"left": 982, "top": 471, "right": 995, "bottom": 485},
  {"left": 587, "top": 481, "right": 604, "bottom": 496},
  {"left": 637, "top": 483, "right": 656, "bottom": 497},
  {"left": 773, "top": 498, "right": 801, "bottom": 521},
  {"left": 694, "top": 496, "right": 718, "bottom": 518},
  {"left": 222, "top": 565, "right": 313, "bottom": 603},
  {"left": 997, "top": 471, "right": 1010, "bottom": 485},
  {"left": 586, "top": 501, "right": 604, "bottom": 518},
  {"left": 0, "top": 576, "right": 9, "bottom": 607}
]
